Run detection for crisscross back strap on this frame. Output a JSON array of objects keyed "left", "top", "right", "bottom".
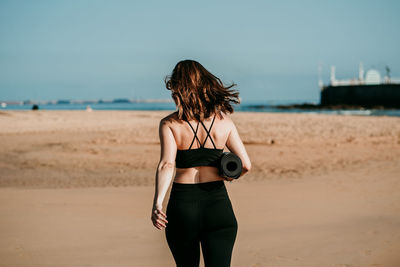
[
  {"left": 185, "top": 119, "right": 201, "bottom": 149},
  {"left": 185, "top": 114, "right": 217, "bottom": 149},
  {"left": 199, "top": 114, "right": 217, "bottom": 149}
]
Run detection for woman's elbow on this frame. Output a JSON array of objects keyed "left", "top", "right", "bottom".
[
  {"left": 242, "top": 162, "right": 251, "bottom": 173},
  {"left": 158, "top": 161, "right": 175, "bottom": 171}
]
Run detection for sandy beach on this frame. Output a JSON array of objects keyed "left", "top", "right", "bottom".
[{"left": 1, "top": 110, "right": 400, "bottom": 266}]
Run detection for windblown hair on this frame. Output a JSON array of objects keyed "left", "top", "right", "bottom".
[{"left": 165, "top": 60, "right": 240, "bottom": 121}]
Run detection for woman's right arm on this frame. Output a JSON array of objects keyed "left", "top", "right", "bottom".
[
  {"left": 151, "top": 118, "right": 177, "bottom": 230},
  {"left": 226, "top": 119, "right": 251, "bottom": 177}
]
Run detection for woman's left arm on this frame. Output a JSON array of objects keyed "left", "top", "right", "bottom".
[{"left": 151, "top": 118, "right": 177, "bottom": 230}]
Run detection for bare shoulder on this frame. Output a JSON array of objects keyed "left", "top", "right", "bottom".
[
  {"left": 219, "top": 111, "right": 232, "bottom": 121},
  {"left": 218, "top": 111, "right": 235, "bottom": 128},
  {"left": 160, "top": 111, "right": 179, "bottom": 127}
]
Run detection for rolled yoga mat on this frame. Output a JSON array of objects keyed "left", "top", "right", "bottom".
[{"left": 219, "top": 152, "right": 243, "bottom": 179}]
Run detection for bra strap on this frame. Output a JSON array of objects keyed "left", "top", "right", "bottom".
[
  {"left": 185, "top": 120, "right": 201, "bottom": 149},
  {"left": 199, "top": 114, "right": 217, "bottom": 149}
]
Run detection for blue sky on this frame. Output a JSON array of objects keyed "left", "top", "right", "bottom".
[{"left": 1, "top": 0, "right": 399, "bottom": 103}]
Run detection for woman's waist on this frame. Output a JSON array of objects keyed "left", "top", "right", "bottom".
[
  {"left": 173, "top": 175, "right": 225, "bottom": 184},
  {"left": 175, "top": 166, "right": 221, "bottom": 181},
  {"left": 169, "top": 180, "right": 228, "bottom": 200}
]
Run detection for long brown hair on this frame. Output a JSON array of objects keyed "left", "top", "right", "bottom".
[{"left": 165, "top": 60, "right": 240, "bottom": 121}]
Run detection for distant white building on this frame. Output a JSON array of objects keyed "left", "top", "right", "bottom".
[{"left": 326, "top": 62, "right": 400, "bottom": 87}]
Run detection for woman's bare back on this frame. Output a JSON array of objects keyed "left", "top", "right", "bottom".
[{"left": 166, "top": 111, "right": 250, "bottom": 183}]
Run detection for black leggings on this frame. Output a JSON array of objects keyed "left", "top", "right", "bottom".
[{"left": 165, "top": 181, "right": 238, "bottom": 267}]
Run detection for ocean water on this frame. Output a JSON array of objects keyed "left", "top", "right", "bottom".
[{"left": 2, "top": 101, "right": 400, "bottom": 117}]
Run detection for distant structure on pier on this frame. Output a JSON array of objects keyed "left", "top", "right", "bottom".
[{"left": 320, "top": 63, "right": 400, "bottom": 108}]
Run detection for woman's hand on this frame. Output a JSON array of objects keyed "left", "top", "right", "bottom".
[{"left": 151, "top": 204, "right": 168, "bottom": 230}]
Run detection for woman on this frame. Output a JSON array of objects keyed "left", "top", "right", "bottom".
[{"left": 151, "top": 60, "right": 251, "bottom": 267}]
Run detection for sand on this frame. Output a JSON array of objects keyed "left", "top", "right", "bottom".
[{"left": 0, "top": 110, "right": 400, "bottom": 266}]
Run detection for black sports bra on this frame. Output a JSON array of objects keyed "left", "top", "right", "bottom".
[{"left": 175, "top": 114, "right": 224, "bottom": 168}]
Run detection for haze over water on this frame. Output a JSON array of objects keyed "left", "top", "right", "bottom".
[{"left": 1, "top": 0, "right": 400, "bottom": 103}]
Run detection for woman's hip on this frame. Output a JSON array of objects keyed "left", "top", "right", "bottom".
[
  {"left": 168, "top": 180, "right": 229, "bottom": 202},
  {"left": 166, "top": 181, "right": 236, "bottom": 225}
]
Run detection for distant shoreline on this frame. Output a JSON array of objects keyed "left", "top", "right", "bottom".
[
  {"left": 2, "top": 101, "right": 400, "bottom": 117},
  {"left": 252, "top": 103, "right": 400, "bottom": 110},
  {"left": 0, "top": 98, "right": 174, "bottom": 106}
]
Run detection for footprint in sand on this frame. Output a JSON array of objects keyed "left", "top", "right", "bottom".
[
  {"left": 275, "top": 255, "right": 300, "bottom": 261},
  {"left": 15, "top": 245, "right": 24, "bottom": 256},
  {"left": 363, "top": 249, "right": 372, "bottom": 255},
  {"left": 367, "top": 229, "right": 379, "bottom": 235}
]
